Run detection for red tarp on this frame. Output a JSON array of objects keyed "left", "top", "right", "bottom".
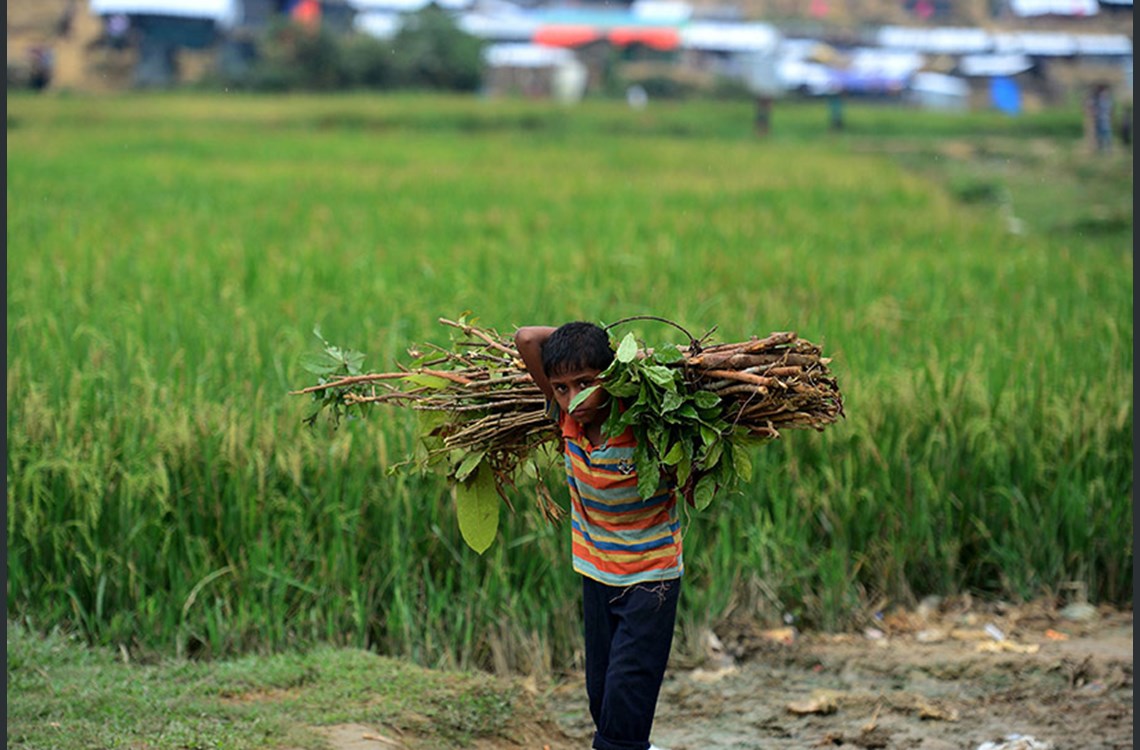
[
  {"left": 534, "top": 25, "right": 603, "bottom": 47},
  {"left": 607, "top": 27, "right": 680, "bottom": 50}
]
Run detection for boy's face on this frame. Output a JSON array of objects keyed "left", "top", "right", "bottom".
[{"left": 549, "top": 367, "right": 608, "bottom": 428}]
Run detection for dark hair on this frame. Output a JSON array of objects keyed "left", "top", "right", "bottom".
[{"left": 541, "top": 321, "right": 614, "bottom": 377}]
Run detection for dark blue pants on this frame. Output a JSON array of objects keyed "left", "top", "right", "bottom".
[{"left": 582, "top": 575, "right": 681, "bottom": 750}]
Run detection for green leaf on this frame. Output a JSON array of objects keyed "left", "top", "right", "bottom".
[
  {"left": 299, "top": 352, "right": 343, "bottom": 376},
  {"left": 731, "top": 441, "right": 753, "bottom": 483},
  {"left": 405, "top": 373, "right": 453, "bottom": 390},
  {"left": 634, "top": 440, "right": 660, "bottom": 499},
  {"left": 676, "top": 453, "right": 692, "bottom": 486},
  {"left": 693, "top": 474, "right": 717, "bottom": 510},
  {"left": 455, "top": 464, "right": 499, "bottom": 554},
  {"left": 616, "top": 333, "right": 639, "bottom": 363},
  {"left": 675, "top": 404, "right": 699, "bottom": 421},
  {"left": 694, "top": 390, "right": 720, "bottom": 409},
  {"left": 703, "top": 439, "right": 723, "bottom": 471},
  {"left": 699, "top": 424, "right": 718, "bottom": 446},
  {"left": 651, "top": 345, "right": 685, "bottom": 364},
  {"left": 662, "top": 441, "right": 685, "bottom": 466},
  {"left": 568, "top": 384, "right": 601, "bottom": 413},
  {"left": 343, "top": 350, "right": 366, "bottom": 375},
  {"left": 453, "top": 450, "right": 485, "bottom": 482},
  {"left": 643, "top": 365, "right": 676, "bottom": 389},
  {"left": 661, "top": 390, "right": 684, "bottom": 413}
]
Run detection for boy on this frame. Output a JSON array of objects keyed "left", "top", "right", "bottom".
[{"left": 515, "top": 321, "right": 681, "bottom": 750}]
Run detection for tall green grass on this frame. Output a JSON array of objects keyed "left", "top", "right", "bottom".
[{"left": 6, "top": 93, "right": 1131, "bottom": 671}]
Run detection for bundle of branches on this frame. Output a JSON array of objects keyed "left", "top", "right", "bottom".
[
  {"left": 292, "top": 316, "right": 844, "bottom": 552},
  {"left": 683, "top": 331, "right": 844, "bottom": 438}
]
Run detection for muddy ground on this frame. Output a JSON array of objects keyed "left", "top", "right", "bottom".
[
  {"left": 315, "top": 598, "right": 1131, "bottom": 750},
  {"left": 543, "top": 599, "right": 1132, "bottom": 750}
]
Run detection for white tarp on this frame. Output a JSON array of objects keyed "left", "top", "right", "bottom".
[
  {"left": 993, "top": 31, "right": 1076, "bottom": 56},
  {"left": 847, "top": 48, "right": 925, "bottom": 78},
  {"left": 959, "top": 53, "right": 1034, "bottom": 77},
  {"left": 459, "top": 12, "right": 540, "bottom": 41},
  {"left": 1009, "top": 0, "right": 1099, "bottom": 15},
  {"left": 777, "top": 59, "right": 834, "bottom": 94},
  {"left": 484, "top": 43, "right": 576, "bottom": 68},
  {"left": 876, "top": 26, "right": 992, "bottom": 54},
  {"left": 680, "top": 22, "right": 780, "bottom": 52},
  {"left": 630, "top": 0, "right": 693, "bottom": 23},
  {"left": 354, "top": 11, "right": 401, "bottom": 39},
  {"left": 1074, "top": 34, "right": 1133, "bottom": 55},
  {"left": 89, "top": 0, "right": 238, "bottom": 25},
  {"left": 910, "top": 71, "right": 969, "bottom": 96},
  {"left": 347, "top": 0, "right": 472, "bottom": 12},
  {"left": 909, "top": 72, "right": 970, "bottom": 111}
]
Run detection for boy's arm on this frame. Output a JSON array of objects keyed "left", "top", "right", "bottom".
[{"left": 514, "top": 326, "right": 557, "bottom": 402}]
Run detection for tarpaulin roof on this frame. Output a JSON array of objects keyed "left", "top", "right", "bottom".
[
  {"left": 876, "top": 26, "right": 993, "bottom": 54},
  {"left": 460, "top": 12, "right": 540, "bottom": 41},
  {"left": 679, "top": 22, "right": 780, "bottom": 52},
  {"left": 354, "top": 11, "right": 401, "bottom": 39},
  {"left": 534, "top": 24, "right": 681, "bottom": 49},
  {"left": 958, "top": 53, "right": 1035, "bottom": 77},
  {"left": 608, "top": 26, "right": 680, "bottom": 49},
  {"left": 347, "top": 0, "right": 472, "bottom": 11},
  {"left": 1073, "top": 34, "right": 1133, "bottom": 55},
  {"left": 847, "top": 48, "right": 926, "bottom": 78},
  {"left": 534, "top": 25, "right": 603, "bottom": 47},
  {"left": 484, "top": 42, "right": 577, "bottom": 68},
  {"left": 910, "top": 71, "right": 969, "bottom": 96},
  {"left": 1009, "top": 0, "right": 1099, "bottom": 15},
  {"left": 89, "top": 0, "right": 238, "bottom": 25},
  {"left": 993, "top": 31, "right": 1077, "bottom": 55},
  {"left": 629, "top": 0, "right": 693, "bottom": 23}
]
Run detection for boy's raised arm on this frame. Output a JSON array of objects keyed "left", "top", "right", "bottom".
[{"left": 514, "top": 326, "right": 556, "bottom": 402}]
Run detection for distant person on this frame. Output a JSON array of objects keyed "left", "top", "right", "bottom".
[
  {"left": 827, "top": 90, "right": 845, "bottom": 131},
  {"left": 28, "top": 47, "right": 53, "bottom": 91},
  {"left": 108, "top": 14, "right": 130, "bottom": 50},
  {"left": 1093, "top": 85, "right": 1114, "bottom": 153},
  {"left": 1086, "top": 84, "right": 1114, "bottom": 153},
  {"left": 626, "top": 84, "right": 648, "bottom": 110},
  {"left": 1120, "top": 102, "right": 1132, "bottom": 148},
  {"left": 755, "top": 95, "right": 773, "bottom": 136},
  {"left": 515, "top": 322, "right": 688, "bottom": 750}
]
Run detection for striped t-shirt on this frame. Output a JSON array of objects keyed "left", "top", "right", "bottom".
[{"left": 554, "top": 405, "right": 683, "bottom": 586}]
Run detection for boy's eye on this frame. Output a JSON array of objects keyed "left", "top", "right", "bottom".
[{"left": 554, "top": 384, "right": 568, "bottom": 394}]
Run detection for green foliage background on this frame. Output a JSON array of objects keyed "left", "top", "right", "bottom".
[
  {"left": 6, "top": 93, "right": 1132, "bottom": 673},
  {"left": 211, "top": 11, "right": 486, "bottom": 92}
]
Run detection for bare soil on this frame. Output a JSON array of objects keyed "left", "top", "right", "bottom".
[
  {"left": 544, "top": 600, "right": 1133, "bottom": 750},
  {"left": 314, "top": 600, "right": 1131, "bottom": 750}
]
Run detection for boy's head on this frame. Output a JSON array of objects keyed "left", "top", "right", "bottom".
[
  {"left": 542, "top": 322, "right": 614, "bottom": 428},
  {"left": 541, "top": 321, "right": 614, "bottom": 378}
]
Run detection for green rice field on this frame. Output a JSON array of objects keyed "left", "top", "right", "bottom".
[{"left": 6, "top": 93, "right": 1132, "bottom": 673}]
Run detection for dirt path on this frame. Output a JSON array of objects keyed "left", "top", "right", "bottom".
[
  {"left": 548, "top": 604, "right": 1133, "bottom": 750},
  {"left": 310, "top": 601, "right": 1130, "bottom": 750}
]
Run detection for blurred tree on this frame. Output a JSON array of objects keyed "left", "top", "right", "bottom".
[
  {"left": 242, "top": 19, "right": 349, "bottom": 90},
  {"left": 340, "top": 32, "right": 395, "bottom": 89},
  {"left": 388, "top": 6, "right": 484, "bottom": 92}
]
